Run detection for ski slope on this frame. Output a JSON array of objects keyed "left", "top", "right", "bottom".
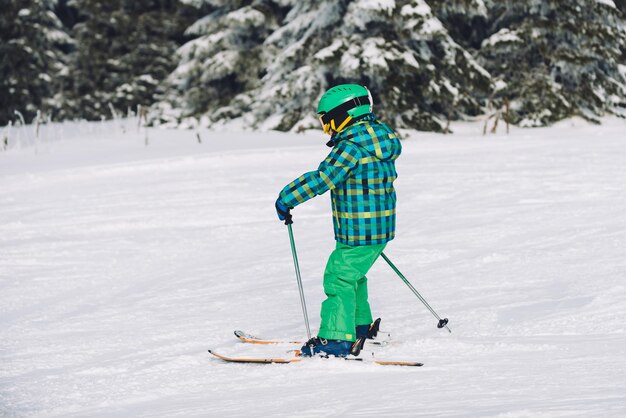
[{"left": 1, "top": 118, "right": 625, "bottom": 417}]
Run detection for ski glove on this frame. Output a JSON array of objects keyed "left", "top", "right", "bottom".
[{"left": 275, "top": 199, "right": 293, "bottom": 225}]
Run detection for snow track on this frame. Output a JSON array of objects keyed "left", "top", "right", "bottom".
[{"left": 1, "top": 119, "right": 625, "bottom": 416}]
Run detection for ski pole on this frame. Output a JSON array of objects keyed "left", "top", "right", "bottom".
[
  {"left": 285, "top": 214, "right": 312, "bottom": 341},
  {"left": 380, "top": 252, "right": 451, "bottom": 333}
]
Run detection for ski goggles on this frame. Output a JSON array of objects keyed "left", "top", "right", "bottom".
[
  {"left": 318, "top": 95, "right": 370, "bottom": 135},
  {"left": 318, "top": 114, "right": 332, "bottom": 135},
  {"left": 319, "top": 113, "right": 354, "bottom": 135}
]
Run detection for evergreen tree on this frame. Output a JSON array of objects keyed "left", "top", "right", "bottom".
[
  {"left": 431, "top": 0, "right": 626, "bottom": 126},
  {"left": 153, "top": 0, "right": 287, "bottom": 127},
  {"left": 61, "top": 0, "right": 199, "bottom": 120},
  {"left": 156, "top": 0, "right": 492, "bottom": 132},
  {"left": 428, "top": 0, "right": 491, "bottom": 50},
  {"left": 0, "top": 0, "right": 71, "bottom": 125},
  {"left": 480, "top": 0, "right": 626, "bottom": 125},
  {"left": 3, "top": 0, "right": 624, "bottom": 129}
]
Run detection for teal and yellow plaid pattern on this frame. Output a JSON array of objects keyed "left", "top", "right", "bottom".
[{"left": 279, "top": 114, "right": 401, "bottom": 246}]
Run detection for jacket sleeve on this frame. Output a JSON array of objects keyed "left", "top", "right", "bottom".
[{"left": 279, "top": 141, "right": 360, "bottom": 208}]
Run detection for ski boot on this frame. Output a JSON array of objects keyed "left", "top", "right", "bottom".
[
  {"left": 356, "top": 317, "right": 381, "bottom": 339},
  {"left": 299, "top": 337, "right": 364, "bottom": 357}
]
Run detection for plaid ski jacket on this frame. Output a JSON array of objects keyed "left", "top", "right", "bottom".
[{"left": 279, "top": 114, "right": 401, "bottom": 246}]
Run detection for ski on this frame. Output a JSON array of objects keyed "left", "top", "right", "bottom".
[
  {"left": 234, "top": 330, "right": 302, "bottom": 345},
  {"left": 208, "top": 349, "right": 301, "bottom": 364},
  {"left": 233, "top": 330, "right": 391, "bottom": 346},
  {"left": 208, "top": 350, "right": 422, "bottom": 367}
]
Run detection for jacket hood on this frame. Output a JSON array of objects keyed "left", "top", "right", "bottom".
[{"left": 338, "top": 114, "right": 401, "bottom": 162}]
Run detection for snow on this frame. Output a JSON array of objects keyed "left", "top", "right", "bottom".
[
  {"left": 341, "top": 45, "right": 362, "bottom": 72},
  {"left": 402, "top": 51, "right": 420, "bottom": 69},
  {"left": 225, "top": 7, "right": 266, "bottom": 27},
  {"left": 353, "top": 0, "right": 396, "bottom": 14},
  {"left": 313, "top": 40, "right": 343, "bottom": 60},
  {"left": 399, "top": 0, "right": 445, "bottom": 36},
  {"left": 595, "top": 0, "right": 616, "bottom": 8},
  {"left": 184, "top": 15, "right": 215, "bottom": 37},
  {"left": 464, "top": 50, "right": 492, "bottom": 79},
  {"left": 421, "top": 17, "right": 445, "bottom": 35},
  {"left": 179, "top": 0, "right": 213, "bottom": 6},
  {"left": 137, "top": 74, "right": 158, "bottom": 85},
  {"left": 428, "top": 79, "right": 441, "bottom": 94},
  {"left": 360, "top": 38, "right": 391, "bottom": 70},
  {"left": 474, "top": 0, "right": 488, "bottom": 17},
  {"left": 494, "top": 79, "right": 508, "bottom": 91},
  {"left": 2, "top": 118, "right": 626, "bottom": 416},
  {"left": 200, "top": 50, "right": 239, "bottom": 80},
  {"left": 482, "top": 28, "right": 522, "bottom": 48},
  {"left": 400, "top": 1, "right": 431, "bottom": 17},
  {"left": 442, "top": 79, "right": 459, "bottom": 97}
]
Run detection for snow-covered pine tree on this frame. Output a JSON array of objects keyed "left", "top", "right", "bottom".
[
  {"left": 249, "top": 0, "right": 493, "bottom": 132},
  {"left": 0, "top": 0, "right": 71, "bottom": 125},
  {"left": 482, "top": 0, "right": 626, "bottom": 125},
  {"left": 427, "top": 0, "right": 491, "bottom": 50},
  {"left": 155, "top": 0, "right": 493, "bottom": 132},
  {"left": 433, "top": 0, "right": 626, "bottom": 126},
  {"left": 152, "top": 0, "right": 289, "bottom": 128},
  {"left": 61, "top": 0, "right": 199, "bottom": 120}
]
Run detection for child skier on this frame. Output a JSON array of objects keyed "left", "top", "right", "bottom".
[{"left": 275, "top": 84, "right": 402, "bottom": 357}]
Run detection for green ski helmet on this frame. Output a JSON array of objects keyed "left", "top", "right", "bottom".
[{"left": 317, "top": 84, "right": 373, "bottom": 135}]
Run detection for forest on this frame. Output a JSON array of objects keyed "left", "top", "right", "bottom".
[{"left": 1, "top": 0, "right": 625, "bottom": 131}]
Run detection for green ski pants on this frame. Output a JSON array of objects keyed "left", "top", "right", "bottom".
[{"left": 317, "top": 242, "right": 386, "bottom": 342}]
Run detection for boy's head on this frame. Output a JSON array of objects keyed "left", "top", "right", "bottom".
[{"left": 317, "top": 84, "right": 373, "bottom": 135}]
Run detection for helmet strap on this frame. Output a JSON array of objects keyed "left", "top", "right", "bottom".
[{"left": 330, "top": 115, "right": 353, "bottom": 133}]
